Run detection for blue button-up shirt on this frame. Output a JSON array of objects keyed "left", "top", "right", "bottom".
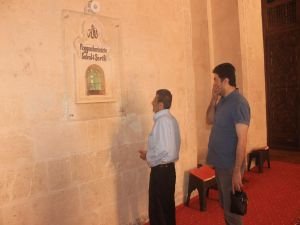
[{"left": 146, "top": 109, "right": 181, "bottom": 167}]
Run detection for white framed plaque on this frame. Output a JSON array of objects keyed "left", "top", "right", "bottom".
[{"left": 63, "top": 10, "right": 121, "bottom": 103}]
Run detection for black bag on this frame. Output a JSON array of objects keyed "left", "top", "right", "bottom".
[{"left": 230, "top": 190, "right": 248, "bottom": 215}]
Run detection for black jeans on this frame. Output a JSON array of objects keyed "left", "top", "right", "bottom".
[{"left": 149, "top": 163, "right": 176, "bottom": 225}]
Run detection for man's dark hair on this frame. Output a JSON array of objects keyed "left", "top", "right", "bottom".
[
  {"left": 156, "top": 89, "right": 172, "bottom": 109},
  {"left": 213, "top": 63, "right": 236, "bottom": 87}
]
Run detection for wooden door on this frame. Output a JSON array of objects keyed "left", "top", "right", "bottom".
[{"left": 262, "top": 0, "right": 300, "bottom": 149}]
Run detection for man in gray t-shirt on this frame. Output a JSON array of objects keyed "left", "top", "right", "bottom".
[{"left": 206, "top": 63, "right": 250, "bottom": 225}]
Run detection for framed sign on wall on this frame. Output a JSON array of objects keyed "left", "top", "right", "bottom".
[{"left": 63, "top": 10, "right": 121, "bottom": 104}]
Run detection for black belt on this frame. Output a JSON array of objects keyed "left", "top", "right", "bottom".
[{"left": 152, "top": 162, "right": 174, "bottom": 169}]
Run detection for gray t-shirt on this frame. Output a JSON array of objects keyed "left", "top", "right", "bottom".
[{"left": 207, "top": 89, "right": 250, "bottom": 169}]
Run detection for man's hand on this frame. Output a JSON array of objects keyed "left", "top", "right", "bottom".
[
  {"left": 212, "top": 83, "right": 221, "bottom": 100},
  {"left": 138, "top": 150, "right": 147, "bottom": 160},
  {"left": 206, "top": 84, "right": 221, "bottom": 124},
  {"left": 232, "top": 168, "right": 243, "bottom": 193}
]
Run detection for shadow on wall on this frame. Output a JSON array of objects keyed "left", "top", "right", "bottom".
[
  {"left": 182, "top": 168, "right": 191, "bottom": 206},
  {"left": 110, "top": 113, "right": 149, "bottom": 225}
]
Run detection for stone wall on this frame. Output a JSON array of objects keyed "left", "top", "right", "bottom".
[
  {"left": 0, "top": 0, "right": 266, "bottom": 224},
  {"left": 0, "top": 1, "right": 197, "bottom": 225}
]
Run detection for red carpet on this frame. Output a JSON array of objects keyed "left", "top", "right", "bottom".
[{"left": 145, "top": 161, "right": 300, "bottom": 225}]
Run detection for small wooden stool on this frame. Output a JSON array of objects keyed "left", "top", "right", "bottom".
[
  {"left": 247, "top": 146, "right": 270, "bottom": 173},
  {"left": 185, "top": 165, "right": 216, "bottom": 211}
]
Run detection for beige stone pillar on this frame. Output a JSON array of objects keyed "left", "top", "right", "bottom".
[{"left": 192, "top": 0, "right": 267, "bottom": 164}]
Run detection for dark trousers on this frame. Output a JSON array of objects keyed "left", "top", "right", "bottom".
[
  {"left": 215, "top": 168, "right": 243, "bottom": 225},
  {"left": 149, "top": 163, "right": 176, "bottom": 225}
]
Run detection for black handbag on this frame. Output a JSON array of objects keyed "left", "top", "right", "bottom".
[{"left": 230, "top": 190, "right": 248, "bottom": 215}]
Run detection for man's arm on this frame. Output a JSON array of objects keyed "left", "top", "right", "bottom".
[
  {"left": 206, "top": 98, "right": 217, "bottom": 124},
  {"left": 232, "top": 123, "right": 249, "bottom": 192},
  {"left": 206, "top": 84, "right": 220, "bottom": 124}
]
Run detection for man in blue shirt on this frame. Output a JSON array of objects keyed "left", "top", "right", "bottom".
[
  {"left": 206, "top": 63, "right": 250, "bottom": 225},
  {"left": 139, "top": 89, "right": 181, "bottom": 225}
]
